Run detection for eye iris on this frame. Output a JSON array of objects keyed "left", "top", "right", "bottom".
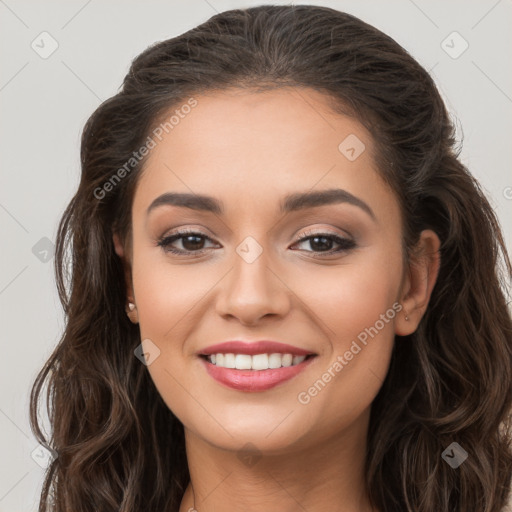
[
  {"left": 309, "top": 235, "right": 332, "bottom": 252},
  {"left": 182, "top": 234, "right": 204, "bottom": 251}
]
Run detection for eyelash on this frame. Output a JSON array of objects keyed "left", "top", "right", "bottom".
[{"left": 156, "top": 228, "right": 356, "bottom": 258}]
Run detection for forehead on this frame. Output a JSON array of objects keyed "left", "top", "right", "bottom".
[{"left": 132, "top": 87, "right": 399, "bottom": 225}]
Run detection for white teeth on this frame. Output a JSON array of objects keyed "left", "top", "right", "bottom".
[
  {"left": 282, "top": 354, "right": 293, "bottom": 367},
  {"left": 206, "top": 352, "right": 308, "bottom": 370},
  {"left": 224, "top": 353, "right": 236, "bottom": 368},
  {"left": 252, "top": 353, "right": 269, "bottom": 370},
  {"left": 292, "top": 355, "right": 306, "bottom": 366},
  {"left": 268, "top": 353, "right": 282, "bottom": 368},
  {"left": 235, "top": 354, "right": 252, "bottom": 369}
]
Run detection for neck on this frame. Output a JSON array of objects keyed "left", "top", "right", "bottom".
[{"left": 178, "top": 409, "right": 376, "bottom": 512}]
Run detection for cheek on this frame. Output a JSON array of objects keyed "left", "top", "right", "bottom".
[
  {"left": 291, "top": 251, "right": 402, "bottom": 424},
  {"left": 292, "top": 247, "right": 403, "bottom": 346},
  {"left": 132, "top": 247, "right": 217, "bottom": 344},
  {"left": 131, "top": 253, "right": 214, "bottom": 420}
]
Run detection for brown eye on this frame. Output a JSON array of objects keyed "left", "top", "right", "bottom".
[
  {"left": 157, "top": 230, "right": 217, "bottom": 255},
  {"left": 292, "top": 231, "right": 356, "bottom": 256}
]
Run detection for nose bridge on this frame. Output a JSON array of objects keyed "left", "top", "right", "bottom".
[
  {"left": 232, "top": 234, "right": 276, "bottom": 296},
  {"left": 216, "top": 234, "right": 290, "bottom": 322}
]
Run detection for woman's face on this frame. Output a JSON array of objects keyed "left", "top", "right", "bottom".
[{"left": 119, "top": 87, "right": 414, "bottom": 454}]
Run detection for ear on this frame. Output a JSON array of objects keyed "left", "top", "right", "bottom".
[
  {"left": 113, "top": 231, "right": 136, "bottom": 307},
  {"left": 395, "top": 229, "right": 441, "bottom": 336}
]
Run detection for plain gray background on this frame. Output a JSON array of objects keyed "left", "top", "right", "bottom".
[{"left": 1, "top": 0, "right": 511, "bottom": 510}]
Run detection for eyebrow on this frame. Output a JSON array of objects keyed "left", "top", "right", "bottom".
[{"left": 146, "top": 188, "right": 376, "bottom": 220}]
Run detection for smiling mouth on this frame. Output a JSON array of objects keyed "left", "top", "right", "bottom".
[{"left": 199, "top": 353, "right": 316, "bottom": 370}]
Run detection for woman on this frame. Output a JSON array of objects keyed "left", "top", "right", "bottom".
[{"left": 30, "top": 5, "right": 512, "bottom": 511}]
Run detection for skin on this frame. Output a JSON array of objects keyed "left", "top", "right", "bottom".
[{"left": 113, "top": 87, "right": 440, "bottom": 512}]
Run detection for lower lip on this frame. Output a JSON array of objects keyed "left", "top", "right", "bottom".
[{"left": 199, "top": 355, "right": 317, "bottom": 392}]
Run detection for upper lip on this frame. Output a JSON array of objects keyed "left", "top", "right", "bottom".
[{"left": 198, "top": 340, "right": 316, "bottom": 356}]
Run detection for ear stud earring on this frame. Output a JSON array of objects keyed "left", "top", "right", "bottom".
[{"left": 126, "top": 301, "right": 139, "bottom": 324}]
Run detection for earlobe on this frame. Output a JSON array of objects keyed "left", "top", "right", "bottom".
[
  {"left": 125, "top": 301, "right": 139, "bottom": 324},
  {"left": 395, "top": 229, "right": 441, "bottom": 336}
]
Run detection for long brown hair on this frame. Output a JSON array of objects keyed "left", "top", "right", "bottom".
[{"left": 30, "top": 5, "right": 512, "bottom": 511}]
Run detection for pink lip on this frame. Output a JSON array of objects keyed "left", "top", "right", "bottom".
[
  {"left": 198, "top": 340, "right": 315, "bottom": 356},
  {"left": 199, "top": 354, "right": 317, "bottom": 392}
]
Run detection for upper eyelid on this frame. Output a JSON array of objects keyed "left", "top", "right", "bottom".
[{"left": 299, "top": 227, "right": 354, "bottom": 239}]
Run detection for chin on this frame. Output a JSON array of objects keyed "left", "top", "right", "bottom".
[{"left": 187, "top": 413, "right": 313, "bottom": 455}]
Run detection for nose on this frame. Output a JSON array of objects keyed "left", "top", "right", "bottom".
[{"left": 215, "top": 241, "right": 291, "bottom": 326}]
